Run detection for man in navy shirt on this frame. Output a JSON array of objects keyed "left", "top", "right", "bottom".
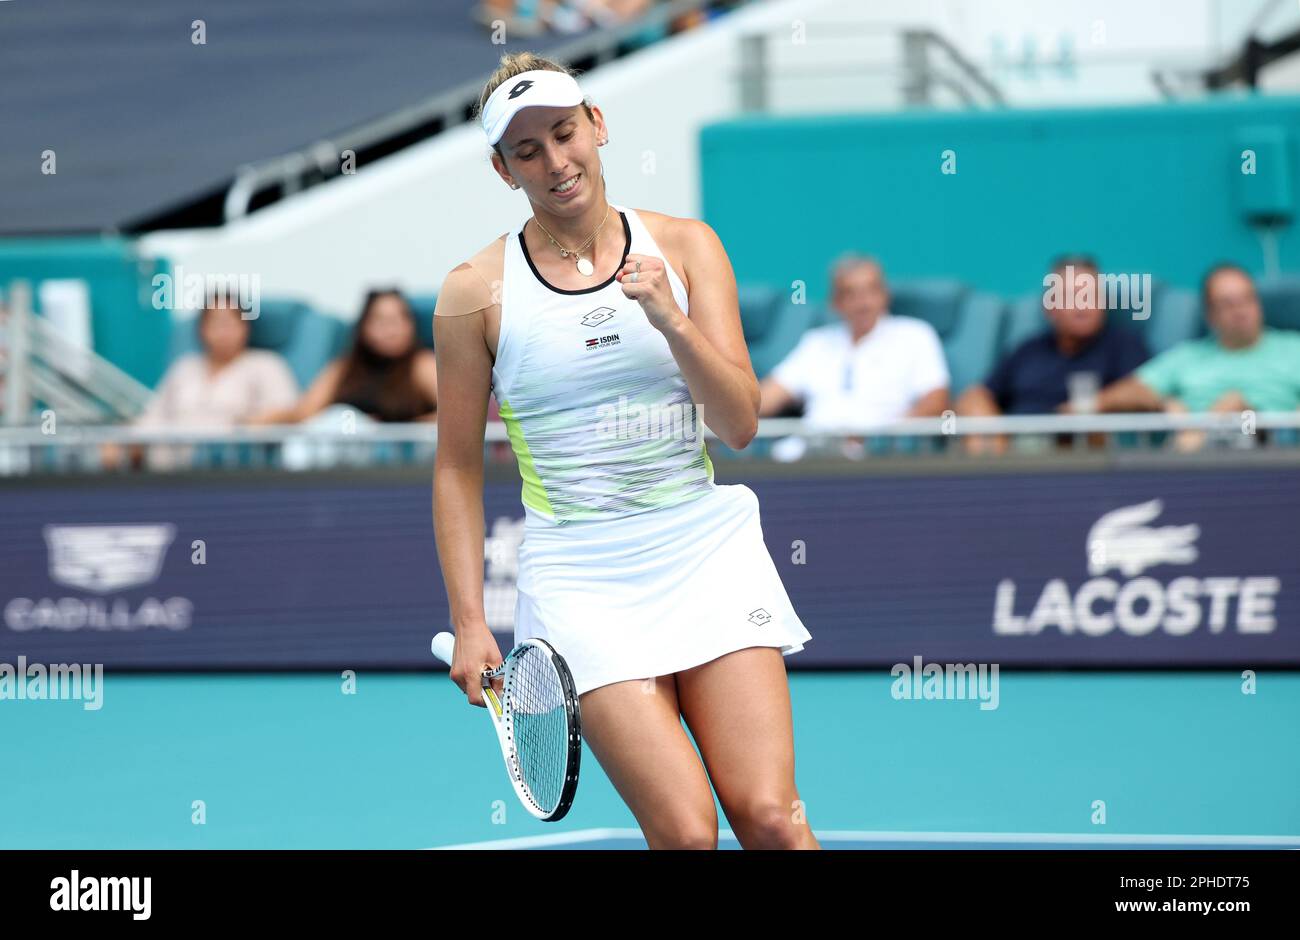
[{"left": 956, "top": 256, "right": 1150, "bottom": 452}]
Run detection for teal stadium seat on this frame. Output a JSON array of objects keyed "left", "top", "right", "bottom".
[
  {"left": 170, "top": 298, "right": 346, "bottom": 390},
  {"left": 407, "top": 293, "right": 438, "bottom": 350},
  {"left": 1001, "top": 280, "right": 1201, "bottom": 362},
  {"left": 1145, "top": 284, "right": 1202, "bottom": 353},
  {"left": 1252, "top": 277, "right": 1300, "bottom": 446},
  {"left": 738, "top": 284, "right": 820, "bottom": 378},
  {"left": 813, "top": 279, "right": 1005, "bottom": 397},
  {"left": 1256, "top": 276, "right": 1300, "bottom": 332}
]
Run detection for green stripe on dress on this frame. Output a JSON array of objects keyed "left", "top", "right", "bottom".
[{"left": 497, "top": 397, "right": 554, "bottom": 517}]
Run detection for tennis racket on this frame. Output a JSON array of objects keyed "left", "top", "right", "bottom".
[{"left": 431, "top": 631, "right": 581, "bottom": 822}]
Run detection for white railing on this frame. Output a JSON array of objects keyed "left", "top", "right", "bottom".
[
  {"left": 0, "top": 411, "right": 1297, "bottom": 477},
  {"left": 754, "top": 411, "right": 1300, "bottom": 436},
  {"left": 220, "top": 0, "right": 751, "bottom": 223},
  {"left": 1, "top": 281, "right": 154, "bottom": 425},
  {"left": 0, "top": 410, "right": 1295, "bottom": 443}
]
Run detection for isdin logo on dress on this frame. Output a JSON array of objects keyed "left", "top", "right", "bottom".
[{"left": 581, "top": 306, "right": 620, "bottom": 351}]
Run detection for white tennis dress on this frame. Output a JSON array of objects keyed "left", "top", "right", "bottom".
[{"left": 492, "top": 203, "right": 811, "bottom": 696}]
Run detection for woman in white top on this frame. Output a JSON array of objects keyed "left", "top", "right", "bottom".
[
  {"left": 433, "top": 52, "right": 816, "bottom": 849},
  {"left": 102, "top": 296, "right": 298, "bottom": 470}
]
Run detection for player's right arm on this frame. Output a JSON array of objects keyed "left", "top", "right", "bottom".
[{"left": 433, "top": 262, "right": 504, "bottom": 707}]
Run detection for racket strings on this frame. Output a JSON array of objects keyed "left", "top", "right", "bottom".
[{"left": 507, "top": 646, "right": 571, "bottom": 814}]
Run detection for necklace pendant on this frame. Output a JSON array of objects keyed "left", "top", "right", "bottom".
[{"left": 576, "top": 256, "right": 595, "bottom": 277}]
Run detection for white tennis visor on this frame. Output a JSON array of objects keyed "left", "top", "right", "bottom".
[{"left": 481, "top": 69, "right": 586, "bottom": 147}]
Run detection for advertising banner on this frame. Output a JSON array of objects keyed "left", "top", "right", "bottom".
[{"left": 2, "top": 468, "right": 1296, "bottom": 669}]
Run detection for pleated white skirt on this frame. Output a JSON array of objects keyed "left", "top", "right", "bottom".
[{"left": 513, "top": 482, "right": 812, "bottom": 696}]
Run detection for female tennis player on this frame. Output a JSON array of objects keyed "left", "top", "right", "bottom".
[{"left": 433, "top": 52, "right": 818, "bottom": 850}]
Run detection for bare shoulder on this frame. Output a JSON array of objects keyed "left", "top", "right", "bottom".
[
  {"left": 434, "top": 233, "right": 507, "bottom": 319},
  {"left": 633, "top": 207, "right": 711, "bottom": 246},
  {"left": 468, "top": 231, "right": 508, "bottom": 278},
  {"left": 631, "top": 209, "right": 723, "bottom": 294}
]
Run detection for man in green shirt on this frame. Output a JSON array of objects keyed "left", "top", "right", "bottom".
[{"left": 1098, "top": 264, "right": 1300, "bottom": 421}]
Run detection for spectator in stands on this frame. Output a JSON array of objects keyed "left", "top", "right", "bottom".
[
  {"left": 1095, "top": 263, "right": 1300, "bottom": 450},
  {"left": 472, "top": 0, "right": 653, "bottom": 35},
  {"left": 758, "top": 254, "right": 950, "bottom": 441},
  {"left": 248, "top": 288, "right": 438, "bottom": 427},
  {"left": 955, "top": 255, "right": 1149, "bottom": 455},
  {"left": 580, "top": 0, "right": 655, "bottom": 25},
  {"left": 473, "top": 0, "right": 546, "bottom": 36},
  {"left": 101, "top": 291, "right": 299, "bottom": 470}
]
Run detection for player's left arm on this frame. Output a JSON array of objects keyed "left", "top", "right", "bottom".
[{"left": 656, "top": 219, "right": 760, "bottom": 450}]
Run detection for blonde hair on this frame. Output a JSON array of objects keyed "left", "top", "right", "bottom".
[{"left": 473, "top": 51, "right": 595, "bottom": 157}]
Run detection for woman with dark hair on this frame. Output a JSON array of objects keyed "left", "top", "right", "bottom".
[{"left": 250, "top": 289, "right": 438, "bottom": 425}]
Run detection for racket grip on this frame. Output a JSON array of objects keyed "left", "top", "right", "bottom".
[{"left": 431, "top": 631, "right": 456, "bottom": 665}]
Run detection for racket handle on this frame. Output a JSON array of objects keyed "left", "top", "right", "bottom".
[{"left": 431, "top": 631, "right": 456, "bottom": 666}]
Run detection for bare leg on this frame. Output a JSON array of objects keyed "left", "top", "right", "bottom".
[
  {"left": 579, "top": 675, "right": 719, "bottom": 849},
  {"left": 675, "top": 647, "right": 820, "bottom": 849}
]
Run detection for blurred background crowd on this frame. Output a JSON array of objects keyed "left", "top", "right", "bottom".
[
  {"left": 85, "top": 253, "right": 1300, "bottom": 470},
  {"left": 4, "top": 0, "right": 1300, "bottom": 473}
]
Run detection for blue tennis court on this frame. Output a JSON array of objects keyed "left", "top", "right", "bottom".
[
  {"left": 435, "top": 831, "right": 1300, "bottom": 849},
  {"left": 4, "top": 670, "right": 1297, "bottom": 849}
]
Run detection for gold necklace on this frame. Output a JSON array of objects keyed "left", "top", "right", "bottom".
[{"left": 530, "top": 206, "right": 611, "bottom": 277}]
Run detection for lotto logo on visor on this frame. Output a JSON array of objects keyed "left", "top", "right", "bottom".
[{"left": 482, "top": 69, "right": 586, "bottom": 146}]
